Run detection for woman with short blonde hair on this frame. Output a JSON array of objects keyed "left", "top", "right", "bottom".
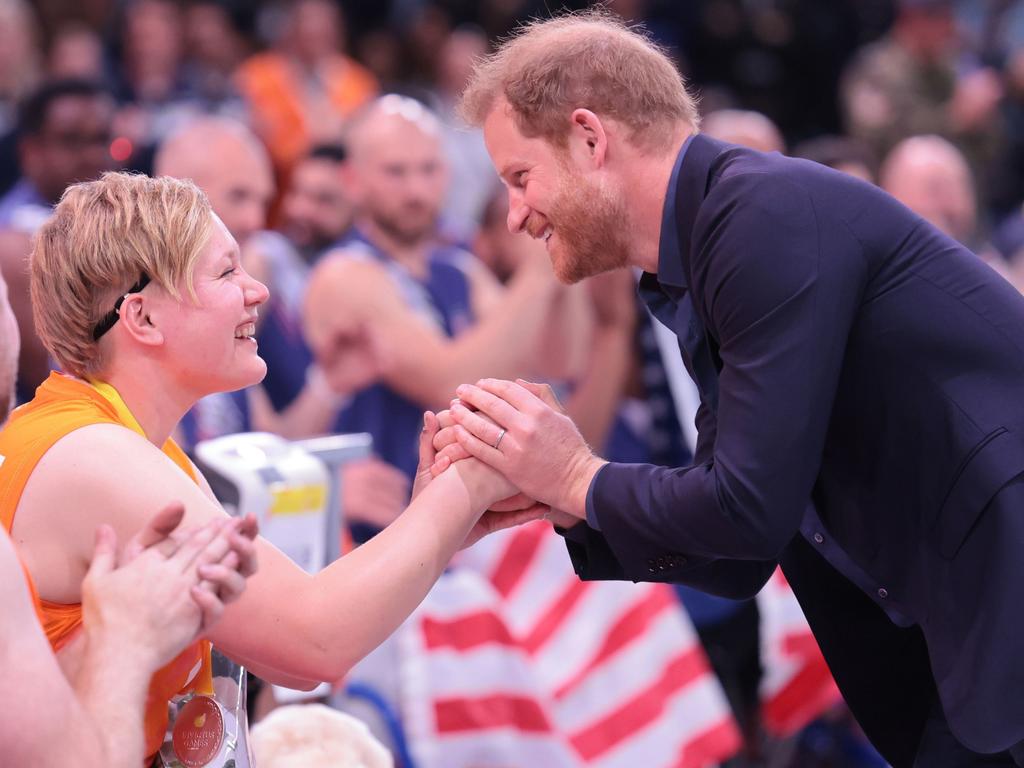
[{"left": 1, "top": 171, "right": 535, "bottom": 764}]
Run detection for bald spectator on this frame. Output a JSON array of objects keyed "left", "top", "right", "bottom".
[
  {"left": 0, "top": 79, "right": 115, "bottom": 401},
  {"left": 305, "top": 95, "right": 573, "bottom": 487},
  {"left": 155, "top": 116, "right": 274, "bottom": 247},
  {"left": 701, "top": 108, "right": 786, "bottom": 154},
  {"left": 880, "top": 134, "right": 992, "bottom": 256}
]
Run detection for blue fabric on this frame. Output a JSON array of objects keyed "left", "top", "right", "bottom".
[
  {"left": 332, "top": 230, "right": 474, "bottom": 482},
  {"left": 257, "top": 296, "right": 313, "bottom": 411},
  {"left": 0, "top": 177, "right": 48, "bottom": 229},
  {"left": 253, "top": 231, "right": 317, "bottom": 411},
  {"left": 177, "top": 389, "right": 251, "bottom": 454}
]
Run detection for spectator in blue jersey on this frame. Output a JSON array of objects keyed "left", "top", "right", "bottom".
[{"left": 304, "top": 95, "right": 577, "bottom": 538}]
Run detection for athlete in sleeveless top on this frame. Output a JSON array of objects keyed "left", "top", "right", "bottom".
[{"left": 3, "top": 173, "right": 541, "bottom": 763}]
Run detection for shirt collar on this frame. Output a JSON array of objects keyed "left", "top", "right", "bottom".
[{"left": 652, "top": 134, "right": 695, "bottom": 291}]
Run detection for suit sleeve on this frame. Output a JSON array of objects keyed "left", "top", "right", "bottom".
[{"left": 585, "top": 172, "right": 864, "bottom": 583}]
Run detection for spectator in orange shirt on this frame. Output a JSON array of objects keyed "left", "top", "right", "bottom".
[{"left": 235, "top": 0, "right": 377, "bottom": 182}]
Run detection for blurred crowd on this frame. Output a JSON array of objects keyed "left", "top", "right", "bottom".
[{"left": 3, "top": 0, "right": 1024, "bottom": 765}]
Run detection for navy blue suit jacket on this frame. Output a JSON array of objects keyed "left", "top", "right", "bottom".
[{"left": 565, "top": 135, "right": 1024, "bottom": 765}]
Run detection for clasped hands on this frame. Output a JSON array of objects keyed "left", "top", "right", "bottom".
[
  {"left": 416, "top": 378, "right": 607, "bottom": 545},
  {"left": 80, "top": 505, "right": 259, "bottom": 671}
]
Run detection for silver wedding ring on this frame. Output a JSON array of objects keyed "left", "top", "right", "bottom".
[{"left": 493, "top": 428, "right": 507, "bottom": 450}]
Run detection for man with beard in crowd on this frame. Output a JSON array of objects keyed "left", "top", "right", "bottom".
[
  {"left": 279, "top": 143, "right": 353, "bottom": 264},
  {"left": 304, "top": 94, "right": 574, "bottom": 514}
]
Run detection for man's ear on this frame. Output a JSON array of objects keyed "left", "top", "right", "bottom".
[
  {"left": 119, "top": 294, "right": 164, "bottom": 347},
  {"left": 568, "top": 109, "right": 609, "bottom": 170}
]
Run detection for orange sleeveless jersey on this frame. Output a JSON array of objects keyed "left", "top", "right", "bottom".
[{"left": 0, "top": 372, "right": 214, "bottom": 760}]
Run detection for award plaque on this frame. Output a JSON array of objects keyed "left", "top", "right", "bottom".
[{"left": 158, "top": 651, "right": 252, "bottom": 768}]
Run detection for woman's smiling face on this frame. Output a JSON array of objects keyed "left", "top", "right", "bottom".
[{"left": 156, "top": 214, "right": 269, "bottom": 397}]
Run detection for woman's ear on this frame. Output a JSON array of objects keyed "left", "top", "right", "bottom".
[{"left": 118, "top": 294, "right": 164, "bottom": 347}]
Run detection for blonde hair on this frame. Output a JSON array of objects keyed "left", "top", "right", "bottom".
[
  {"left": 31, "top": 172, "right": 213, "bottom": 377},
  {"left": 459, "top": 9, "right": 699, "bottom": 151}
]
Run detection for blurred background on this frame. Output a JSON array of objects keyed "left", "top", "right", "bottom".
[{"left": 3, "top": 1, "right": 1021, "bottom": 766}]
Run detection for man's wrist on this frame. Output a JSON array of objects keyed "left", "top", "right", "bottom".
[{"left": 558, "top": 453, "right": 607, "bottom": 520}]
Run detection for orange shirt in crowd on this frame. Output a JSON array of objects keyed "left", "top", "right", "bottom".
[
  {"left": 235, "top": 51, "right": 378, "bottom": 175},
  {"left": 0, "top": 372, "right": 214, "bottom": 762}
]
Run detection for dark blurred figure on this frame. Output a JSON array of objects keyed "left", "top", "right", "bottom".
[
  {"left": 792, "top": 135, "right": 878, "bottom": 184},
  {"left": 682, "top": 0, "right": 890, "bottom": 143},
  {"left": 432, "top": 24, "right": 499, "bottom": 240},
  {"left": 111, "top": 0, "right": 190, "bottom": 153},
  {"left": 0, "top": 0, "right": 42, "bottom": 195},
  {"left": 993, "top": 213, "right": 1024, "bottom": 292},
  {"left": 842, "top": 0, "right": 1004, "bottom": 204},
  {"left": 279, "top": 143, "right": 353, "bottom": 262},
  {"left": 182, "top": 0, "right": 253, "bottom": 110},
  {"left": 987, "top": 46, "right": 1024, "bottom": 218},
  {"left": 0, "top": 79, "right": 115, "bottom": 402},
  {"left": 47, "top": 23, "right": 107, "bottom": 82}
]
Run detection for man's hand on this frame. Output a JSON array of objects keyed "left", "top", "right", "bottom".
[
  {"left": 446, "top": 379, "right": 607, "bottom": 519},
  {"left": 417, "top": 408, "right": 551, "bottom": 547},
  {"left": 81, "top": 505, "right": 257, "bottom": 671}
]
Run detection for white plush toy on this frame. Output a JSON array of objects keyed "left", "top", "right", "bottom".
[{"left": 250, "top": 704, "right": 394, "bottom": 768}]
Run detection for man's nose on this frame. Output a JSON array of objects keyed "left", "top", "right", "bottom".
[{"left": 506, "top": 190, "right": 529, "bottom": 234}]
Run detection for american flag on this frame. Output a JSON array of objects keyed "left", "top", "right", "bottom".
[
  {"left": 382, "top": 523, "right": 838, "bottom": 767},
  {"left": 395, "top": 521, "right": 742, "bottom": 767},
  {"left": 757, "top": 570, "right": 841, "bottom": 735}
]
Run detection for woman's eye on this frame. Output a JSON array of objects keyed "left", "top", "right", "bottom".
[{"left": 221, "top": 267, "right": 237, "bottom": 278}]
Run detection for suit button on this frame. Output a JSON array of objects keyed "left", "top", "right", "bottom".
[
  {"left": 813, "top": 532, "right": 824, "bottom": 544},
  {"left": 877, "top": 588, "right": 888, "bottom": 599}
]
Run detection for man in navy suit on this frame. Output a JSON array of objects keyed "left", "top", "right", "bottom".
[{"left": 441, "top": 11, "right": 1024, "bottom": 767}]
